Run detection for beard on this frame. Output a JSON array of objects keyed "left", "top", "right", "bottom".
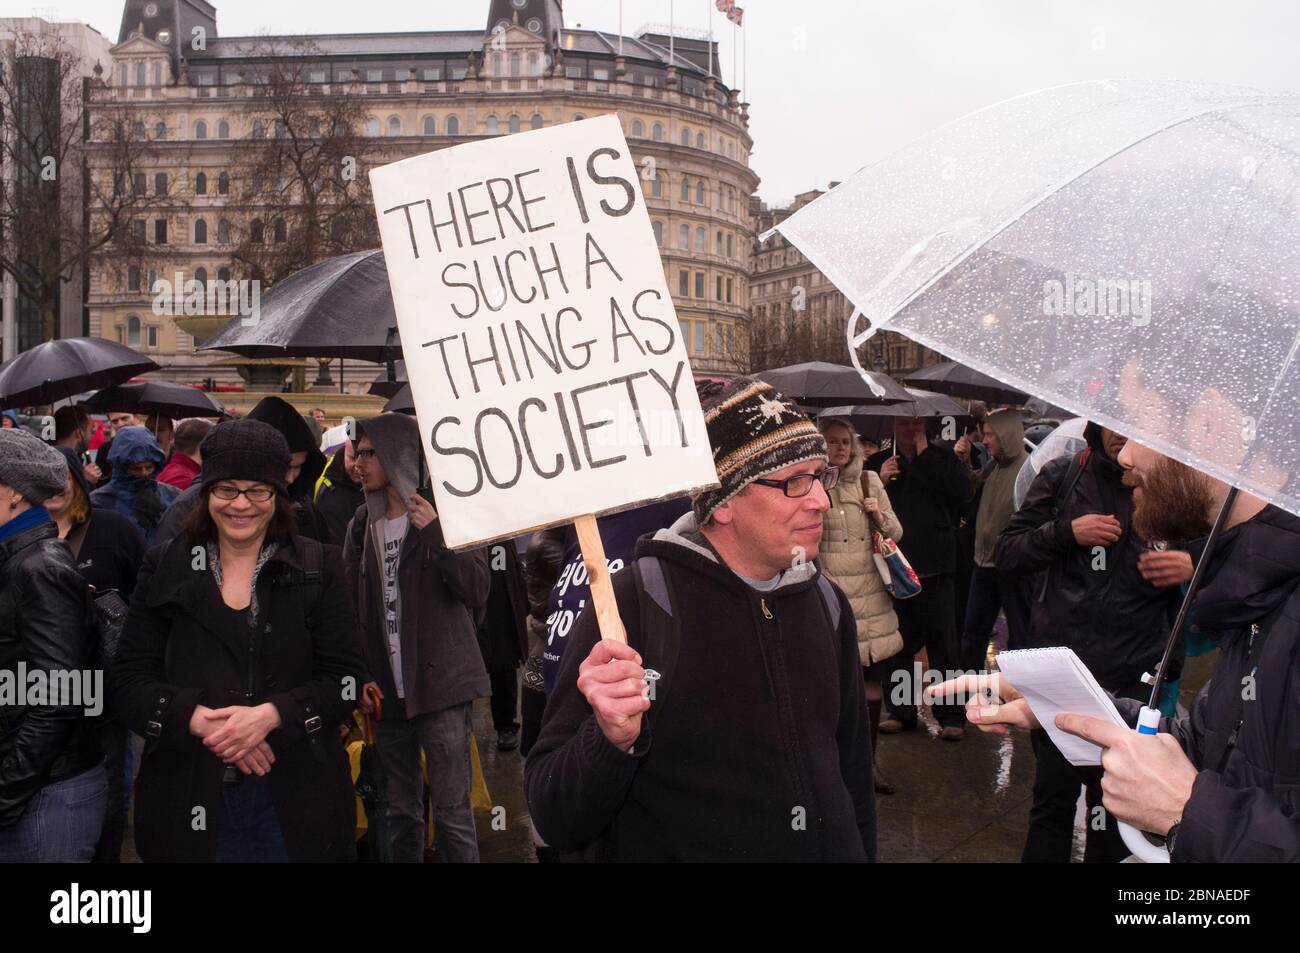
[{"left": 1130, "top": 456, "right": 1216, "bottom": 543}]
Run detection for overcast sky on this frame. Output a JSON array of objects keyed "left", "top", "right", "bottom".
[{"left": 33, "top": 0, "right": 1300, "bottom": 205}]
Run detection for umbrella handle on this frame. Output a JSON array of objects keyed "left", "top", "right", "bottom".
[{"left": 1118, "top": 706, "right": 1171, "bottom": 863}]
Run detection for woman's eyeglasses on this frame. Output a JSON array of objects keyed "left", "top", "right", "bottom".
[
  {"left": 210, "top": 485, "right": 275, "bottom": 503},
  {"left": 751, "top": 466, "right": 840, "bottom": 499},
  {"left": 354, "top": 447, "right": 377, "bottom": 461}
]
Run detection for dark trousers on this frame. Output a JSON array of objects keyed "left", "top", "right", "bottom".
[
  {"left": 214, "top": 774, "right": 289, "bottom": 863},
  {"left": 1022, "top": 678, "right": 1148, "bottom": 863},
  {"left": 884, "top": 573, "right": 962, "bottom": 728},
  {"left": 489, "top": 668, "right": 519, "bottom": 733},
  {"left": 959, "top": 565, "right": 1033, "bottom": 673},
  {"left": 93, "top": 724, "right": 128, "bottom": 863}
]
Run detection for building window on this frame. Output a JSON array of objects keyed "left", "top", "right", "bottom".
[
  {"left": 680, "top": 178, "right": 690, "bottom": 202},
  {"left": 650, "top": 174, "right": 663, "bottom": 199},
  {"left": 194, "top": 267, "right": 208, "bottom": 285},
  {"left": 530, "top": 113, "right": 543, "bottom": 130},
  {"left": 310, "top": 70, "right": 327, "bottom": 83},
  {"left": 127, "top": 315, "right": 141, "bottom": 348},
  {"left": 572, "top": 113, "right": 586, "bottom": 122},
  {"left": 131, "top": 219, "right": 145, "bottom": 243},
  {"left": 485, "top": 115, "right": 500, "bottom": 135},
  {"left": 678, "top": 224, "right": 690, "bottom": 250},
  {"left": 423, "top": 67, "right": 441, "bottom": 81},
  {"left": 695, "top": 322, "right": 706, "bottom": 354},
  {"left": 679, "top": 320, "right": 690, "bottom": 347},
  {"left": 695, "top": 272, "right": 705, "bottom": 298},
  {"left": 652, "top": 221, "right": 664, "bottom": 245},
  {"left": 153, "top": 62, "right": 162, "bottom": 86},
  {"left": 135, "top": 62, "right": 146, "bottom": 86},
  {"left": 528, "top": 52, "right": 540, "bottom": 75},
  {"left": 716, "top": 276, "right": 723, "bottom": 300},
  {"left": 727, "top": 277, "right": 734, "bottom": 303},
  {"left": 250, "top": 219, "right": 265, "bottom": 243},
  {"left": 154, "top": 219, "right": 167, "bottom": 244},
  {"left": 154, "top": 121, "right": 166, "bottom": 140},
  {"left": 217, "top": 172, "right": 229, "bottom": 195},
  {"left": 147, "top": 269, "right": 157, "bottom": 292},
  {"left": 695, "top": 227, "right": 705, "bottom": 253},
  {"left": 127, "top": 266, "right": 140, "bottom": 292},
  {"left": 565, "top": 65, "right": 582, "bottom": 79},
  {"left": 508, "top": 114, "right": 521, "bottom": 135},
  {"left": 364, "top": 118, "right": 379, "bottom": 137},
  {"left": 678, "top": 270, "right": 690, "bottom": 297},
  {"left": 273, "top": 119, "right": 286, "bottom": 139},
  {"left": 218, "top": 267, "right": 231, "bottom": 282},
  {"left": 696, "top": 131, "right": 705, "bottom": 149},
  {"left": 273, "top": 218, "right": 286, "bottom": 243},
  {"left": 592, "top": 67, "right": 610, "bottom": 81},
  {"left": 716, "top": 231, "right": 723, "bottom": 255},
  {"left": 680, "top": 128, "right": 690, "bottom": 146},
  {"left": 387, "top": 116, "right": 401, "bottom": 137},
  {"left": 509, "top": 52, "right": 521, "bottom": 78},
  {"left": 194, "top": 219, "right": 207, "bottom": 244},
  {"left": 631, "top": 119, "right": 644, "bottom": 138},
  {"left": 652, "top": 123, "right": 664, "bottom": 142},
  {"left": 451, "top": 66, "right": 468, "bottom": 80},
  {"left": 155, "top": 173, "right": 168, "bottom": 195},
  {"left": 696, "top": 180, "right": 705, "bottom": 205},
  {"left": 446, "top": 115, "right": 460, "bottom": 135},
  {"left": 118, "top": 62, "right": 128, "bottom": 86},
  {"left": 217, "top": 120, "right": 230, "bottom": 139},
  {"left": 367, "top": 69, "right": 383, "bottom": 82},
  {"left": 423, "top": 116, "right": 436, "bottom": 135},
  {"left": 395, "top": 68, "right": 410, "bottom": 82},
  {"left": 147, "top": 325, "right": 158, "bottom": 349},
  {"left": 217, "top": 219, "right": 230, "bottom": 244},
  {"left": 252, "top": 120, "right": 265, "bottom": 139},
  {"left": 726, "top": 234, "right": 733, "bottom": 258},
  {"left": 194, "top": 120, "right": 207, "bottom": 140}
]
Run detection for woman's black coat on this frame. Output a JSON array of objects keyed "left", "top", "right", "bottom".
[{"left": 112, "top": 532, "right": 364, "bottom": 862}]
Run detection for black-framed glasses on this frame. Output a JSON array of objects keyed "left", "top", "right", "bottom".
[
  {"left": 354, "top": 447, "right": 377, "bottom": 461},
  {"left": 752, "top": 466, "right": 839, "bottom": 499},
  {"left": 210, "top": 484, "right": 275, "bottom": 503}
]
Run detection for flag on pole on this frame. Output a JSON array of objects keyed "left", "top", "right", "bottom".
[{"left": 728, "top": 6, "right": 745, "bottom": 25}]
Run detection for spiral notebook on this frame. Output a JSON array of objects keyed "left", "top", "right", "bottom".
[{"left": 993, "top": 647, "right": 1129, "bottom": 766}]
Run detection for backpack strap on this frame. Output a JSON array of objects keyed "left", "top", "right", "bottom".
[
  {"left": 1052, "top": 446, "right": 1091, "bottom": 516},
  {"left": 632, "top": 555, "right": 680, "bottom": 729},
  {"left": 814, "top": 573, "right": 842, "bottom": 633}
]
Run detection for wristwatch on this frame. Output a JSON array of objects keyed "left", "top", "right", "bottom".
[{"left": 1165, "top": 820, "right": 1182, "bottom": 857}]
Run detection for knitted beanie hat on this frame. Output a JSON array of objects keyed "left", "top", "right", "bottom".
[
  {"left": 199, "top": 419, "right": 291, "bottom": 495},
  {"left": 692, "top": 377, "right": 827, "bottom": 525},
  {"left": 0, "top": 428, "right": 69, "bottom": 505}
]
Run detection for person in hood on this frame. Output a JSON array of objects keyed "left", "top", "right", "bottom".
[
  {"left": 526, "top": 379, "right": 875, "bottom": 862},
  {"left": 152, "top": 398, "right": 331, "bottom": 546},
  {"left": 817, "top": 416, "right": 904, "bottom": 796},
  {"left": 994, "top": 422, "right": 1183, "bottom": 863},
  {"left": 942, "top": 432, "right": 1299, "bottom": 861},
  {"left": 0, "top": 429, "right": 104, "bottom": 862},
  {"left": 954, "top": 408, "right": 1032, "bottom": 673},
  {"left": 344, "top": 413, "right": 491, "bottom": 863},
  {"left": 43, "top": 445, "right": 146, "bottom": 863},
  {"left": 1, "top": 409, "right": 18, "bottom": 428},
  {"left": 313, "top": 441, "right": 364, "bottom": 546},
  {"left": 89, "top": 426, "right": 181, "bottom": 546}
]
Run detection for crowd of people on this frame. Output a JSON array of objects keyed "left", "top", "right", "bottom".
[{"left": 0, "top": 376, "right": 1296, "bottom": 863}]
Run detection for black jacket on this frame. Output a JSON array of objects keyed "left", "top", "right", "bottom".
[
  {"left": 112, "top": 533, "right": 364, "bottom": 862},
  {"left": 866, "top": 443, "right": 974, "bottom": 576},
  {"left": 0, "top": 520, "right": 101, "bottom": 826},
  {"left": 524, "top": 513, "right": 875, "bottom": 862},
  {"left": 995, "top": 424, "right": 1180, "bottom": 694},
  {"left": 1114, "top": 505, "right": 1300, "bottom": 861},
  {"left": 53, "top": 444, "right": 146, "bottom": 598},
  {"left": 313, "top": 447, "right": 364, "bottom": 547}
]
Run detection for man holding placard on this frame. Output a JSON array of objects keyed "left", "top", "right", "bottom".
[{"left": 524, "top": 379, "right": 876, "bottom": 862}]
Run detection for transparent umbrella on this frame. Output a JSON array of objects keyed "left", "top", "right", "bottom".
[{"left": 772, "top": 80, "right": 1300, "bottom": 862}]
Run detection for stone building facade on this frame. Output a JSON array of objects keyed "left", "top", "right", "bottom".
[{"left": 85, "top": 0, "right": 755, "bottom": 387}]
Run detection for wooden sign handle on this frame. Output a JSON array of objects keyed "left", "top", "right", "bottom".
[{"left": 573, "top": 513, "right": 628, "bottom": 645}]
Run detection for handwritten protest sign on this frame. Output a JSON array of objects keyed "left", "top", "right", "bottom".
[{"left": 370, "top": 115, "right": 719, "bottom": 552}]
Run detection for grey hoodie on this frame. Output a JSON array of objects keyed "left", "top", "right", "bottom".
[{"left": 343, "top": 413, "right": 490, "bottom": 718}]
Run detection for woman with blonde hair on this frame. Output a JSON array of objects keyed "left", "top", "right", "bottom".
[{"left": 817, "top": 416, "right": 904, "bottom": 795}]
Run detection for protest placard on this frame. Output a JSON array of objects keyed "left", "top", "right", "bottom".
[{"left": 371, "top": 114, "right": 718, "bottom": 577}]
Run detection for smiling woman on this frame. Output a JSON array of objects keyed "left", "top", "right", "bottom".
[{"left": 112, "top": 419, "right": 364, "bottom": 863}]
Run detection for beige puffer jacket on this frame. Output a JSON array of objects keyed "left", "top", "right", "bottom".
[{"left": 819, "top": 433, "right": 904, "bottom": 665}]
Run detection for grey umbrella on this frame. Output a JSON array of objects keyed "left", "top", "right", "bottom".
[
  {"left": 201, "top": 249, "right": 402, "bottom": 362},
  {"left": 0, "top": 338, "right": 159, "bottom": 409},
  {"left": 903, "top": 361, "right": 1028, "bottom": 406},
  {"left": 755, "top": 361, "right": 911, "bottom": 407}
]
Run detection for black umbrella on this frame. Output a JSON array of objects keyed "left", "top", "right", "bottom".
[
  {"left": 902, "top": 361, "right": 1029, "bottom": 406},
  {"left": 0, "top": 338, "right": 159, "bottom": 409},
  {"left": 382, "top": 384, "right": 415, "bottom": 415},
  {"left": 200, "top": 249, "right": 402, "bottom": 362},
  {"left": 755, "top": 361, "right": 911, "bottom": 407},
  {"left": 820, "top": 389, "right": 974, "bottom": 442},
  {"left": 85, "top": 381, "right": 228, "bottom": 419},
  {"left": 369, "top": 361, "right": 407, "bottom": 399},
  {"left": 355, "top": 702, "right": 393, "bottom": 863}
]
